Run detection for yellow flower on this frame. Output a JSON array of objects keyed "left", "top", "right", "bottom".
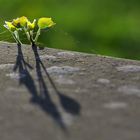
[
  {"left": 27, "top": 19, "right": 36, "bottom": 30},
  {"left": 38, "top": 17, "right": 55, "bottom": 29},
  {"left": 12, "top": 18, "right": 21, "bottom": 28},
  {"left": 4, "top": 21, "right": 16, "bottom": 31},
  {"left": 19, "top": 16, "right": 28, "bottom": 27},
  {"left": 12, "top": 16, "right": 28, "bottom": 28}
]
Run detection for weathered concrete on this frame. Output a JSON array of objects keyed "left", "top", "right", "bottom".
[{"left": 0, "top": 42, "right": 140, "bottom": 140}]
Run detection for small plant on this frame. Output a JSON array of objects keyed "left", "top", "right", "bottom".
[{"left": 4, "top": 16, "right": 55, "bottom": 46}]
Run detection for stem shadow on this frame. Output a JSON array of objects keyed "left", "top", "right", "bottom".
[{"left": 13, "top": 44, "right": 81, "bottom": 131}]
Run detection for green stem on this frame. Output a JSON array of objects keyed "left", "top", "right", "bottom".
[
  {"left": 29, "top": 31, "right": 35, "bottom": 46},
  {"left": 34, "top": 28, "right": 41, "bottom": 43},
  {"left": 23, "top": 27, "right": 30, "bottom": 42},
  {"left": 10, "top": 31, "right": 22, "bottom": 46},
  {"left": 15, "top": 31, "right": 22, "bottom": 45}
]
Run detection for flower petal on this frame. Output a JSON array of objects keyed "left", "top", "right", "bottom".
[
  {"left": 38, "top": 17, "right": 55, "bottom": 29},
  {"left": 19, "top": 16, "right": 28, "bottom": 27},
  {"left": 27, "top": 19, "right": 36, "bottom": 30},
  {"left": 4, "top": 21, "right": 16, "bottom": 31}
]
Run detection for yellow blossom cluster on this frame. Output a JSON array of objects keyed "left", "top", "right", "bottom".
[{"left": 4, "top": 16, "right": 56, "bottom": 46}]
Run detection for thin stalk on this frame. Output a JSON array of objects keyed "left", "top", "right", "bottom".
[
  {"left": 29, "top": 31, "right": 35, "bottom": 46},
  {"left": 34, "top": 28, "right": 41, "bottom": 43},
  {"left": 10, "top": 31, "right": 22, "bottom": 46},
  {"left": 23, "top": 27, "right": 30, "bottom": 42},
  {"left": 15, "top": 31, "right": 22, "bottom": 45}
]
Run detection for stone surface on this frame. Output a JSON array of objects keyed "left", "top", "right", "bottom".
[{"left": 0, "top": 42, "right": 140, "bottom": 140}]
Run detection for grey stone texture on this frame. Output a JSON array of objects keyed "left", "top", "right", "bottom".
[{"left": 0, "top": 42, "right": 140, "bottom": 140}]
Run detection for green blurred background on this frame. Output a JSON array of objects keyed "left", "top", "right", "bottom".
[{"left": 0, "top": 0, "right": 140, "bottom": 60}]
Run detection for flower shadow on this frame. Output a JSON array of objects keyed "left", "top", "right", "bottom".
[
  {"left": 32, "top": 45, "right": 81, "bottom": 116},
  {"left": 13, "top": 44, "right": 81, "bottom": 131}
]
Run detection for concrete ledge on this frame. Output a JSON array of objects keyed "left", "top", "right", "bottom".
[{"left": 0, "top": 42, "right": 140, "bottom": 140}]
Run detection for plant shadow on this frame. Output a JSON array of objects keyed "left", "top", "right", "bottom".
[{"left": 13, "top": 44, "right": 81, "bottom": 130}]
